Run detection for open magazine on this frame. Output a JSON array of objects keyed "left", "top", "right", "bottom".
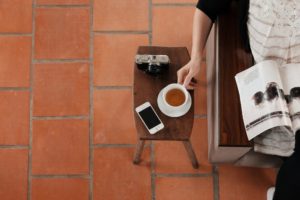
[{"left": 235, "top": 60, "right": 300, "bottom": 140}]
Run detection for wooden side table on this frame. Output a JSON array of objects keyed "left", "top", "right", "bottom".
[{"left": 133, "top": 46, "right": 199, "bottom": 169}]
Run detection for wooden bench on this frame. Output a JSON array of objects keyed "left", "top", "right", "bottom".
[{"left": 206, "top": 2, "right": 282, "bottom": 167}]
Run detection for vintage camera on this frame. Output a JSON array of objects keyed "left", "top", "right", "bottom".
[{"left": 135, "top": 54, "right": 170, "bottom": 75}]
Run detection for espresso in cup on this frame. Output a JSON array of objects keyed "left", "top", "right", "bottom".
[{"left": 165, "top": 88, "right": 186, "bottom": 107}]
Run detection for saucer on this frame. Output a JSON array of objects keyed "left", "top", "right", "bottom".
[{"left": 157, "top": 88, "right": 192, "bottom": 117}]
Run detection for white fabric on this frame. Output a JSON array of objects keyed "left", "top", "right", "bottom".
[
  {"left": 248, "top": 0, "right": 300, "bottom": 64},
  {"left": 247, "top": 0, "right": 299, "bottom": 156},
  {"left": 267, "top": 187, "right": 275, "bottom": 200},
  {"left": 253, "top": 126, "right": 295, "bottom": 157}
]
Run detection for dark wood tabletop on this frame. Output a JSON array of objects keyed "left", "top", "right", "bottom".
[{"left": 133, "top": 46, "right": 194, "bottom": 141}]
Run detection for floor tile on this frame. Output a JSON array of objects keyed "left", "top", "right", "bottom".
[
  {"left": 32, "top": 119, "right": 89, "bottom": 175},
  {"left": 152, "top": 6, "right": 194, "bottom": 53},
  {"left": 194, "top": 62, "right": 207, "bottom": 115},
  {"left": 0, "top": 36, "right": 31, "bottom": 87},
  {"left": 93, "top": 147, "right": 151, "bottom": 200},
  {"left": 36, "top": 0, "right": 89, "bottom": 5},
  {"left": 94, "top": 34, "right": 148, "bottom": 86},
  {"left": 154, "top": 118, "right": 211, "bottom": 174},
  {"left": 93, "top": 0, "right": 148, "bottom": 31},
  {"left": 155, "top": 176, "right": 213, "bottom": 200},
  {"left": 0, "top": 149, "right": 28, "bottom": 200},
  {"left": 153, "top": 0, "right": 196, "bottom": 3},
  {"left": 0, "top": 91, "right": 30, "bottom": 145},
  {"left": 32, "top": 178, "right": 89, "bottom": 200},
  {"left": 33, "top": 63, "right": 89, "bottom": 116},
  {"left": 93, "top": 89, "right": 137, "bottom": 144},
  {"left": 219, "top": 165, "right": 276, "bottom": 200},
  {"left": 0, "top": 0, "right": 32, "bottom": 33},
  {"left": 35, "top": 7, "right": 90, "bottom": 59}
]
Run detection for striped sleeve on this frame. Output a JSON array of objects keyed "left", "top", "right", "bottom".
[{"left": 196, "top": 0, "right": 232, "bottom": 22}]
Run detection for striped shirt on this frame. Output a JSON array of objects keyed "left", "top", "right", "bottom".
[
  {"left": 248, "top": 0, "right": 300, "bottom": 65},
  {"left": 249, "top": 0, "right": 299, "bottom": 156}
]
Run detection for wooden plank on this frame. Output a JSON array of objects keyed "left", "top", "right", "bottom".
[{"left": 218, "top": 2, "right": 253, "bottom": 146}]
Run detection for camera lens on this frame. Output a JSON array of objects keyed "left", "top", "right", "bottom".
[{"left": 148, "top": 64, "right": 159, "bottom": 73}]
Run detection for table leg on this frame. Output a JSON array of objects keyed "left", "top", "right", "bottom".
[
  {"left": 183, "top": 140, "right": 199, "bottom": 169},
  {"left": 133, "top": 140, "right": 145, "bottom": 164}
]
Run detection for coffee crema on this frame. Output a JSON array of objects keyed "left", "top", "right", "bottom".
[{"left": 165, "top": 88, "right": 185, "bottom": 106}]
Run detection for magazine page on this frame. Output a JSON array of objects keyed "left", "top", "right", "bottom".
[
  {"left": 235, "top": 60, "right": 292, "bottom": 140},
  {"left": 279, "top": 63, "right": 300, "bottom": 133}
]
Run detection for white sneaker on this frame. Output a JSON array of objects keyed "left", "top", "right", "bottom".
[{"left": 267, "top": 187, "right": 275, "bottom": 200}]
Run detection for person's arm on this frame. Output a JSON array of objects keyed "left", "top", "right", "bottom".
[
  {"left": 177, "top": 0, "right": 232, "bottom": 89},
  {"left": 191, "top": 9, "right": 212, "bottom": 66},
  {"left": 177, "top": 9, "right": 212, "bottom": 89}
]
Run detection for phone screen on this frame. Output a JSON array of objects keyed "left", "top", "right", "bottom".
[{"left": 138, "top": 106, "right": 161, "bottom": 129}]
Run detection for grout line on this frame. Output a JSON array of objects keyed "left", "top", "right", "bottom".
[
  {"left": 154, "top": 173, "right": 213, "bottom": 178},
  {"left": 149, "top": 0, "right": 153, "bottom": 45},
  {"left": 32, "top": 174, "right": 90, "bottom": 179},
  {"left": 89, "top": 0, "right": 94, "bottom": 199},
  {"left": 150, "top": 141, "right": 156, "bottom": 200},
  {"left": 28, "top": 0, "right": 36, "bottom": 199},
  {"left": 149, "top": 3, "right": 154, "bottom": 199},
  {"left": 35, "top": 4, "right": 90, "bottom": 8},
  {"left": 212, "top": 165, "right": 220, "bottom": 200},
  {"left": 152, "top": 3, "right": 196, "bottom": 7},
  {"left": 93, "top": 144, "right": 139, "bottom": 148},
  {"left": 194, "top": 114, "right": 207, "bottom": 119},
  {"left": 0, "top": 33, "right": 32, "bottom": 37},
  {"left": 32, "top": 115, "right": 89, "bottom": 120},
  {"left": 0, "top": 87, "right": 30, "bottom": 91},
  {"left": 0, "top": 145, "right": 29, "bottom": 149},
  {"left": 94, "top": 31, "right": 149, "bottom": 35},
  {"left": 94, "top": 86, "right": 132, "bottom": 90},
  {"left": 33, "top": 59, "right": 90, "bottom": 64}
]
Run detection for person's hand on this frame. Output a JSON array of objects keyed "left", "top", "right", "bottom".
[{"left": 177, "top": 58, "right": 201, "bottom": 90}]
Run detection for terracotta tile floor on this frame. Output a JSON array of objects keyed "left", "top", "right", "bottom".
[{"left": 0, "top": 1, "right": 276, "bottom": 200}]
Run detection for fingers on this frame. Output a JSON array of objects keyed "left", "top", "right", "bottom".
[
  {"left": 183, "top": 72, "right": 193, "bottom": 89},
  {"left": 177, "top": 65, "right": 199, "bottom": 90},
  {"left": 177, "top": 68, "right": 186, "bottom": 85}
]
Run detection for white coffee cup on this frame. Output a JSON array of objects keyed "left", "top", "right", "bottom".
[{"left": 162, "top": 83, "right": 189, "bottom": 111}]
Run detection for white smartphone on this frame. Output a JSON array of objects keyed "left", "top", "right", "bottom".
[{"left": 135, "top": 102, "right": 164, "bottom": 134}]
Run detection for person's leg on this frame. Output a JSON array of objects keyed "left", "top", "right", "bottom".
[{"left": 273, "top": 130, "right": 300, "bottom": 200}]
